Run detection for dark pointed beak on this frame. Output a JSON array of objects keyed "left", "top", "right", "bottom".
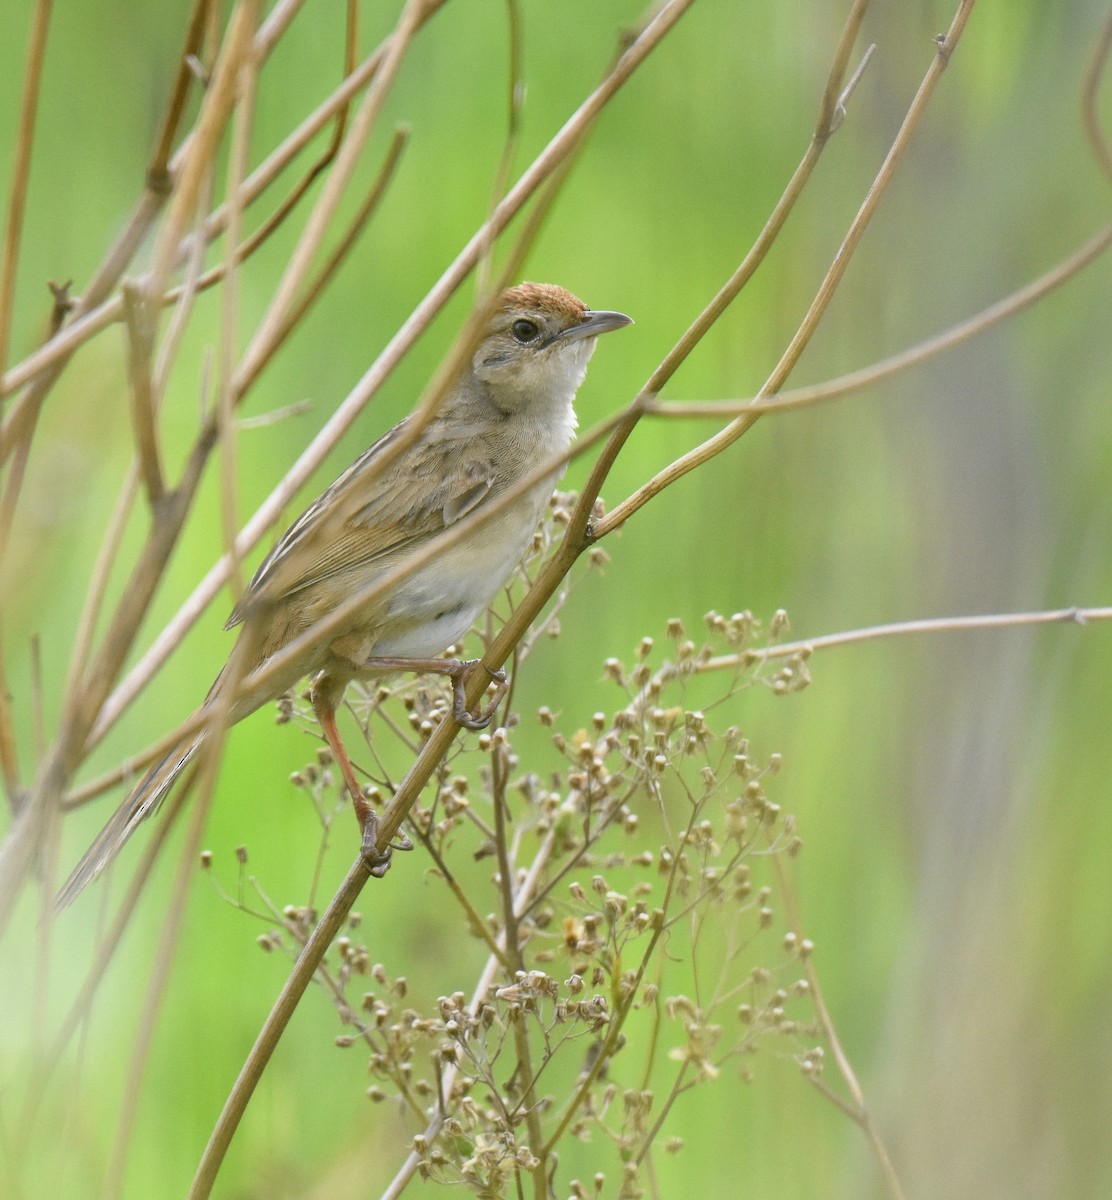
[{"left": 559, "top": 308, "right": 634, "bottom": 343}]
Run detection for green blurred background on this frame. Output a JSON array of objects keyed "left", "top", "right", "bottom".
[{"left": 3, "top": 1, "right": 1112, "bottom": 1197}]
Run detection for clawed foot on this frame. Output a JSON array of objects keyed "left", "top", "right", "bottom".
[
  {"left": 359, "top": 808, "right": 413, "bottom": 879},
  {"left": 450, "top": 660, "right": 508, "bottom": 730},
  {"left": 351, "top": 655, "right": 508, "bottom": 731}
]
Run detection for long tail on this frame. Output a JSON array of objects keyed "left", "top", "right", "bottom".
[{"left": 55, "top": 730, "right": 205, "bottom": 909}]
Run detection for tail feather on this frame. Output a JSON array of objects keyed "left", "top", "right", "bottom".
[{"left": 55, "top": 732, "right": 204, "bottom": 909}]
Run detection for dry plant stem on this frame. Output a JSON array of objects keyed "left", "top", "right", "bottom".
[
  {"left": 93, "top": 0, "right": 695, "bottom": 746},
  {"left": 490, "top": 740, "right": 546, "bottom": 1190},
  {"left": 635, "top": 1062, "right": 693, "bottom": 1169},
  {"left": 0, "top": 125, "right": 174, "bottom": 808},
  {"left": 475, "top": 0, "right": 524, "bottom": 299},
  {"left": 0, "top": 629, "right": 20, "bottom": 801},
  {"left": 0, "top": 0, "right": 52, "bottom": 389},
  {"left": 71, "top": 432, "right": 215, "bottom": 733},
  {"left": 122, "top": 285, "right": 166, "bottom": 505},
  {"left": 164, "top": 93, "right": 227, "bottom": 405},
  {"left": 254, "top": 0, "right": 310, "bottom": 58},
  {"left": 218, "top": 9, "right": 262, "bottom": 610},
  {"left": 146, "top": 2, "right": 257, "bottom": 305},
  {"left": 192, "top": 756, "right": 565, "bottom": 1199},
  {"left": 62, "top": 679, "right": 213, "bottom": 809},
  {"left": 0, "top": 429, "right": 216, "bottom": 928},
  {"left": 380, "top": 822, "right": 561, "bottom": 1199},
  {"left": 1082, "top": 6, "right": 1112, "bottom": 182},
  {"left": 0, "top": 172, "right": 167, "bottom": 448},
  {"left": 234, "top": 125, "right": 410, "bottom": 398},
  {"left": 646, "top": 219, "right": 1112, "bottom": 420},
  {"left": 231, "top": 0, "right": 426, "bottom": 396},
  {"left": 596, "top": 0, "right": 975, "bottom": 540},
  {"left": 770, "top": 853, "right": 907, "bottom": 1200},
  {"left": 0, "top": 3, "right": 401, "bottom": 408},
  {"left": 188, "top": 860, "right": 372, "bottom": 1200},
  {"left": 698, "top": 605, "right": 1112, "bottom": 675},
  {"left": 230, "top": 0, "right": 442, "bottom": 240},
  {"left": 570, "top": 0, "right": 874, "bottom": 544},
  {"left": 147, "top": 0, "right": 213, "bottom": 189}
]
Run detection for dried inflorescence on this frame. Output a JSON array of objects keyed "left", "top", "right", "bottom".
[{"left": 210, "top": 496, "right": 823, "bottom": 1197}]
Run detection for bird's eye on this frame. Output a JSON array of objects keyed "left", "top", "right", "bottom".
[{"left": 511, "top": 318, "right": 540, "bottom": 343}]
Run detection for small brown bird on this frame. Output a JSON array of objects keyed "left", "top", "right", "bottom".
[{"left": 57, "top": 283, "right": 631, "bottom": 905}]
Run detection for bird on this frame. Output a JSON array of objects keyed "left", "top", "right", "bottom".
[{"left": 57, "top": 283, "right": 632, "bottom": 906}]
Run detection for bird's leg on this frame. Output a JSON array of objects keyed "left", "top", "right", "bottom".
[
  {"left": 451, "top": 661, "right": 508, "bottom": 729},
  {"left": 363, "top": 656, "right": 508, "bottom": 730},
  {"left": 310, "top": 675, "right": 411, "bottom": 877}
]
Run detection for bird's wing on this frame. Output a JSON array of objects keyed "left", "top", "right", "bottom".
[{"left": 226, "top": 421, "right": 498, "bottom": 628}]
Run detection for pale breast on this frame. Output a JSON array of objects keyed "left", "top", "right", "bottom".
[{"left": 368, "top": 482, "right": 551, "bottom": 659}]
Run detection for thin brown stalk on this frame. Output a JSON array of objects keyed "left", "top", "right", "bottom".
[
  {"left": 0, "top": 421, "right": 35, "bottom": 588},
  {"left": 695, "top": 605, "right": 1112, "bottom": 674},
  {"left": 0, "top": 0, "right": 52, "bottom": 390},
  {"left": 183, "top": 0, "right": 361, "bottom": 320},
  {"left": 770, "top": 851, "right": 908, "bottom": 1200},
  {"left": 0, "top": 423, "right": 218, "bottom": 930},
  {"left": 416, "top": 831, "right": 506, "bottom": 961},
  {"left": 0, "top": 7, "right": 393, "bottom": 409},
  {"left": 489, "top": 736, "right": 546, "bottom": 1184},
  {"left": 594, "top": 0, "right": 976, "bottom": 540},
  {"left": 475, "top": 0, "right": 525, "bottom": 299},
  {"left": 147, "top": 0, "right": 213, "bottom": 190},
  {"left": 1081, "top": 6, "right": 1112, "bottom": 183},
  {"left": 0, "top": 179, "right": 165, "bottom": 452},
  {"left": 146, "top": 1, "right": 258, "bottom": 305},
  {"left": 231, "top": 0, "right": 426, "bottom": 398},
  {"left": 217, "top": 17, "right": 262, "bottom": 609},
  {"left": 253, "top": 0, "right": 312, "bottom": 59},
  {"left": 233, "top": 124, "right": 410, "bottom": 397},
  {"left": 0, "top": 623, "right": 20, "bottom": 802},
  {"left": 644, "top": 219, "right": 1112, "bottom": 420},
  {"left": 0, "top": 96, "right": 353, "bottom": 414},
  {"left": 188, "top": 857, "right": 370, "bottom": 1199},
  {"left": 565, "top": 0, "right": 875, "bottom": 553},
  {"left": 60, "top": 185, "right": 222, "bottom": 723},
  {"left": 121, "top": 284, "right": 166, "bottom": 506},
  {"left": 196, "top": 21, "right": 390, "bottom": 245}
]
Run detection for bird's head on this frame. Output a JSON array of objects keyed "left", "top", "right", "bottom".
[{"left": 471, "top": 282, "right": 632, "bottom": 415}]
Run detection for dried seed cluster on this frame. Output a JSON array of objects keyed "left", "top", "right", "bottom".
[{"left": 217, "top": 496, "right": 824, "bottom": 1198}]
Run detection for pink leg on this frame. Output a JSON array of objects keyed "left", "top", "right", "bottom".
[{"left": 311, "top": 682, "right": 407, "bottom": 877}]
